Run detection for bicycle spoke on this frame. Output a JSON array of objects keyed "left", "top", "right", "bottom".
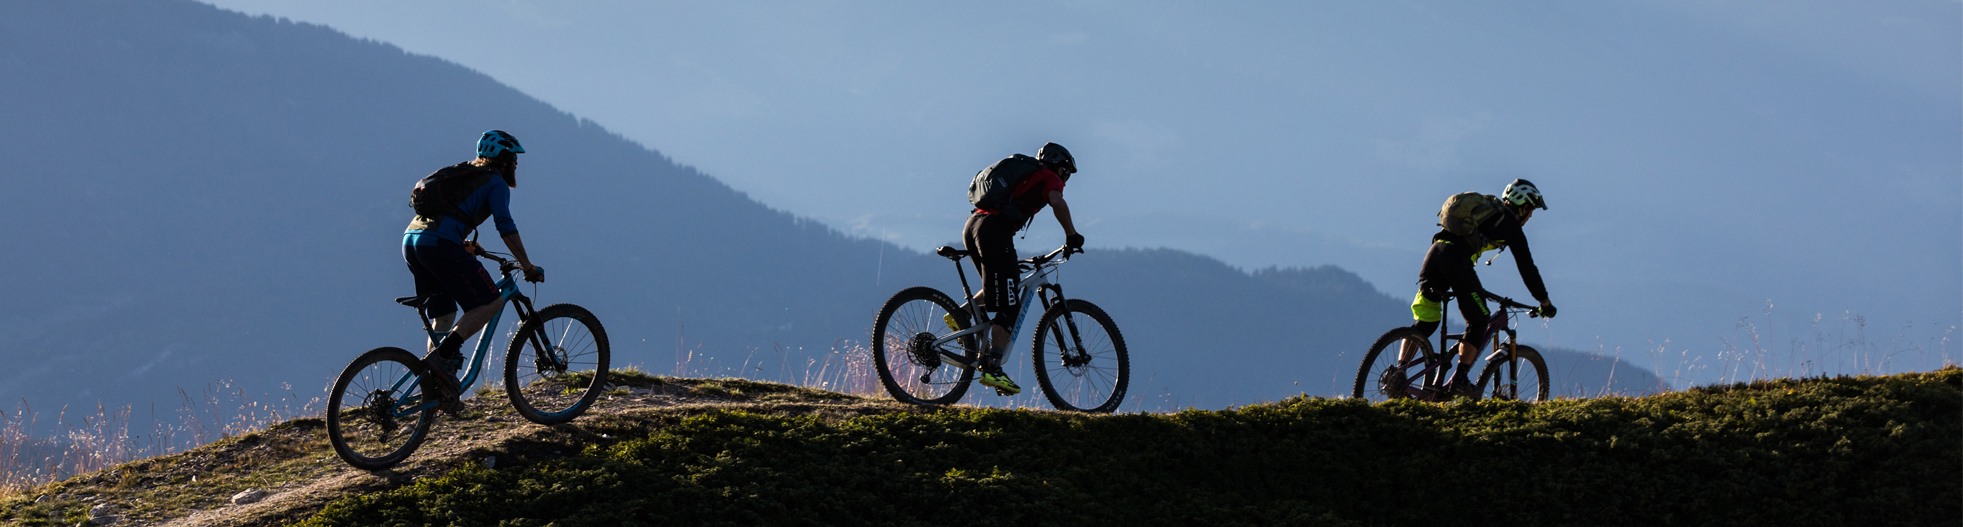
[
  {"left": 506, "top": 304, "right": 610, "bottom": 424},
  {"left": 873, "top": 288, "right": 977, "bottom": 405},
  {"left": 1032, "top": 300, "right": 1128, "bottom": 413},
  {"left": 328, "top": 348, "right": 434, "bottom": 469}
]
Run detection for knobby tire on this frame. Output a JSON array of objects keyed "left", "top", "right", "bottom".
[
  {"left": 327, "top": 347, "right": 436, "bottom": 470},
  {"left": 1030, "top": 299, "right": 1129, "bottom": 413},
  {"left": 1476, "top": 344, "right": 1549, "bottom": 402},
  {"left": 871, "top": 286, "right": 977, "bottom": 405},
  {"left": 1353, "top": 327, "right": 1438, "bottom": 401},
  {"left": 505, "top": 303, "right": 610, "bottom": 425}
]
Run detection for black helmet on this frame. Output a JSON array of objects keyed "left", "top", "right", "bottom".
[{"left": 1036, "top": 142, "right": 1075, "bottom": 177}]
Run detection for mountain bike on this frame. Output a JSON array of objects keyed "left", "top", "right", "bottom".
[
  {"left": 327, "top": 251, "right": 610, "bottom": 469},
  {"left": 1351, "top": 290, "right": 1548, "bottom": 402},
  {"left": 872, "top": 245, "right": 1129, "bottom": 413}
]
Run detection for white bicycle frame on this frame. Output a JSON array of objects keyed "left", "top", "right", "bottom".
[{"left": 929, "top": 255, "right": 1065, "bottom": 370}]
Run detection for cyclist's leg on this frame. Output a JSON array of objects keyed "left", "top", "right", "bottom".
[
  {"left": 405, "top": 243, "right": 459, "bottom": 352},
  {"left": 1409, "top": 239, "right": 1459, "bottom": 362},
  {"left": 409, "top": 240, "right": 503, "bottom": 366},
  {"left": 1421, "top": 238, "right": 1487, "bottom": 389},
  {"left": 966, "top": 212, "right": 1022, "bottom": 360},
  {"left": 1407, "top": 291, "right": 1442, "bottom": 362},
  {"left": 967, "top": 212, "right": 1025, "bottom": 394},
  {"left": 962, "top": 213, "right": 987, "bottom": 306}
]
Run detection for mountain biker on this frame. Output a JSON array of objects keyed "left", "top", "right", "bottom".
[
  {"left": 403, "top": 130, "right": 544, "bottom": 411},
  {"left": 964, "top": 142, "right": 1084, "bottom": 396},
  {"left": 1408, "top": 179, "right": 1556, "bottom": 397}
]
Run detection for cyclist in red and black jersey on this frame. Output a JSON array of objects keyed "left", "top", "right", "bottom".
[
  {"left": 1410, "top": 179, "right": 1557, "bottom": 397},
  {"left": 964, "top": 142, "right": 1083, "bottom": 395}
]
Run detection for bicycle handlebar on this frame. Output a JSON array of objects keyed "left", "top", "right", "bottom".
[
  {"left": 1019, "top": 245, "right": 1078, "bottom": 267},
  {"left": 1481, "top": 290, "right": 1543, "bottom": 318},
  {"left": 475, "top": 250, "right": 525, "bottom": 273}
]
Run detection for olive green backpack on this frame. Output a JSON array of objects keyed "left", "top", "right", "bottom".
[{"left": 1438, "top": 192, "right": 1503, "bottom": 248}]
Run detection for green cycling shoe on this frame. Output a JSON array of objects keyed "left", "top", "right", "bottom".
[{"left": 979, "top": 370, "right": 1022, "bottom": 395}]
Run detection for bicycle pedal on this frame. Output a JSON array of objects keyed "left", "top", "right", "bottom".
[{"left": 993, "top": 387, "right": 1013, "bottom": 396}]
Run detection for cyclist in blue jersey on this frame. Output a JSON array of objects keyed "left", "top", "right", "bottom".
[{"left": 403, "top": 130, "right": 543, "bottom": 411}]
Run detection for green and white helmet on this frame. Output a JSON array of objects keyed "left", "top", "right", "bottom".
[
  {"left": 1503, "top": 179, "right": 1547, "bottom": 210},
  {"left": 477, "top": 130, "right": 525, "bottom": 159}
]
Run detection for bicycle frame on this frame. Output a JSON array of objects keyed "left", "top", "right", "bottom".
[
  {"left": 930, "top": 247, "right": 1081, "bottom": 370},
  {"left": 1418, "top": 293, "right": 1528, "bottom": 393},
  {"left": 392, "top": 260, "right": 549, "bottom": 415}
]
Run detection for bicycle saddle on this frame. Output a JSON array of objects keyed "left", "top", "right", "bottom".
[
  {"left": 394, "top": 295, "right": 432, "bottom": 308},
  {"left": 935, "top": 246, "right": 973, "bottom": 260}
]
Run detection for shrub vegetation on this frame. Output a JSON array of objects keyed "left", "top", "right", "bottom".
[{"left": 301, "top": 369, "right": 1960, "bottom": 526}]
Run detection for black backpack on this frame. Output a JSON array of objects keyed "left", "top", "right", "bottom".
[
  {"left": 967, "top": 154, "right": 1046, "bottom": 217},
  {"left": 410, "top": 163, "right": 497, "bottom": 222}
]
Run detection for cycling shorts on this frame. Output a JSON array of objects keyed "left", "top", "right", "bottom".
[
  {"left": 963, "top": 211, "right": 1023, "bottom": 327},
  {"left": 403, "top": 234, "right": 500, "bottom": 318},
  {"left": 1411, "top": 237, "right": 1492, "bottom": 349}
]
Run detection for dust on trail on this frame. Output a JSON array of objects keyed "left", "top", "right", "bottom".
[{"left": 8, "top": 376, "right": 911, "bottom": 527}]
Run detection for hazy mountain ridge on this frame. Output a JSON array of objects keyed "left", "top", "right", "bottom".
[{"left": 0, "top": 0, "right": 1660, "bottom": 422}]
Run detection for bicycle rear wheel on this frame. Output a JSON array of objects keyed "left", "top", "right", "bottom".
[
  {"left": 871, "top": 286, "right": 978, "bottom": 405},
  {"left": 1352, "top": 327, "right": 1438, "bottom": 402},
  {"left": 1476, "top": 344, "right": 1549, "bottom": 402},
  {"left": 1031, "top": 299, "right": 1129, "bottom": 413},
  {"left": 327, "top": 347, "right": 436, "bottom": 469},
  {"left": 505, "top": 303, "right": 610, "bottom": 425}
]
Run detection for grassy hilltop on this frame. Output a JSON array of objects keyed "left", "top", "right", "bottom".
[{"left": 2, "top": 369, "right": 1956, "bottom": 526}]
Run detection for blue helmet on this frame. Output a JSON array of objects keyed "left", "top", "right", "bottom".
[{"left": 477, "top": 130, "right": 525, "bottom": 159}]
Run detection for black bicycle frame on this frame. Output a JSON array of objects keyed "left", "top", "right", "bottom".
[{"left": 1436, "top": 294, "right": 1521, "bottom": 388}]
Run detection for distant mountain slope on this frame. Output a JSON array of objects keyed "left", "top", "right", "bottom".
[{"left": 0, "top": 0, "right": 1657, "bottom": 420}]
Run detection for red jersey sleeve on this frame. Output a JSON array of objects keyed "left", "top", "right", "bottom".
[{"left": 1011, "top": 169, "right": 1065, "bottom": 216}]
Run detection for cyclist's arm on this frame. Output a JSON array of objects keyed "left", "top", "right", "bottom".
[
  {"left": 1497, "top": 219, "right": 1549, "bottom": 304},
  {"left": 504, "top": 232, "right": 536, "bottom": 271},
  {"left": 486, "top": 183, "right": 533, "bottom": 270},
  {"left": 1047, "top": 189, "right": 1078, "bottom": 238}
]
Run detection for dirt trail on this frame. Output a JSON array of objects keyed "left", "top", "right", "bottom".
[{"left": 5, "top": 376, "right": 907, "bottom": 527}]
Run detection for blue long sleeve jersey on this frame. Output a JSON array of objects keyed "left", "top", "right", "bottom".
[{"left": 402, "top": 173, "right": 518, "bottom": 246}]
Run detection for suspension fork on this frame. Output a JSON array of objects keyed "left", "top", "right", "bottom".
[
  {"left": 1038, "top": 284, "right": 1089, "bottom": 356},
  {"left": 509, "top": 293, "right": 568, "bottom": 370}
]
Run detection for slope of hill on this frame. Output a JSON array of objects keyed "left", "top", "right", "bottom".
[
  {"left": 1, "top": 369, "right": 1953, "bottom": 526},
  {"left": 0, "top": 0, "right": 1659, "bottom": 427}
]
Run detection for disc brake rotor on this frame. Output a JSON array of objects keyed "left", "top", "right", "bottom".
[
  {"left": 906, "top": 333, "right": 943, "bottom": 369},
  {"left": 361, "top": 389, "right": 401, "bottom": 435}
]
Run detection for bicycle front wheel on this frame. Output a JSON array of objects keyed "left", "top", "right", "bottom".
[
  {"left": 871, "top": 286, "right": 977, "bottom": 405},
  {"left": 327, "top": 347, "right": 436, "bottom": 469},
  {"left": 1476, "top": 344, "right": 1549, "bottom": 402},
  {"left": 1031, "top": 299, "right": 1129, "bottom": 413},
  {"left": 1352, "top": 327, "right": 1437, "bottom": 402},
  {"left": 504, "top": 303, "right": 610, "bottom": 425}
]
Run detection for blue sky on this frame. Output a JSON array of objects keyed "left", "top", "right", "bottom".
[{"left": 197, "top": 0, "right": 1961, "bottom": 380}]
